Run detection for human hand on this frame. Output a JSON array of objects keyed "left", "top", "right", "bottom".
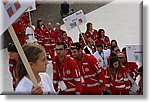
[{"left": 31, "top": 86, "right": 43, "bottom": 95}]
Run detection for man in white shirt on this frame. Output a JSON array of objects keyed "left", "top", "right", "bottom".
[
  {"left": 25, "top": 21, "right": 37, "bottom": 43},
  {"left": 93, "top": 44, "right": 110, "bottom": 70}
]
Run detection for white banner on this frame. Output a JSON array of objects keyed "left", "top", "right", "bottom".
[
  {"left": 0, "top": 0, "right": 34, "bottom": 36},
  {"left": 126, "top": 44, "right": 142, "bottom": 62},
  {"left": 63, "top": 10, "right": 87, "bottom": 31},
  {"left": 26, "top": 0, "right": 36, "bottom": 12}
]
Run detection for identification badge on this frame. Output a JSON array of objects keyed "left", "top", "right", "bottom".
[
  {"left": 58, "top": 81, "right": 67, "bottom": 91},
  {"left": 81, "top": 76, "right": 85, "bottom": 83}
]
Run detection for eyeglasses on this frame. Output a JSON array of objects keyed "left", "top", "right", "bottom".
[{"left": 55, "top": 48, "right": 64, "bottom": 51}]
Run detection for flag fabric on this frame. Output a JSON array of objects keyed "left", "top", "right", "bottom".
[
  {"left": 0, "top": 0, "right": 34, "bottom": 36},
  {"left": 26, "top": 0, "right": 36, "bottom": 12},
  {"left": 63, "top": 10, "right": 87, "bottom": 31}
]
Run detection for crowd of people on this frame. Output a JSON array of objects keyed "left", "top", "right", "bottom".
[{"left": 7, "top": 11, "right": 143, "bottom": 95}]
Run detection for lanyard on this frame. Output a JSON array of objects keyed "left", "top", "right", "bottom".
[{"left": 99, "top": 52, "right": 106, "bottom": 67}]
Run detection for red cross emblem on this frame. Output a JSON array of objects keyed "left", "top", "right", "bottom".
[{"left": 3, "top": 0, "right": 21, "bottom": 17}]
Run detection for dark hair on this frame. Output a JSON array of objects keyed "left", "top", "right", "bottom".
[
  {"left": 111, "top": 46, "right": 117, "bottom": 51},
  {"left": 37, "top": 19, "right": 42, "bottom": 30},
  {"left": 96, "top": 43, "right": 103, "bottom": 48},
  {"left": 79, "top": 33, "right": 85, "bottom": 41},
  {"left": 138, "top": 66, "right": 143, "bottom": 73},
  {"left": 70, "top": 42, "right": 82, "bottom": 51},
  {"left": 109, "top": 56, "right": 122, "bottom": 71},
  {"left": 110, "top": 46, "right": 119, "bottom": 57},
  {"left": 17, "top": 44, "right": 45, "bottom": 82},
  {"left": 56, "top": 41, "right": 67, "bottom": 49},
  {"left": 98, "top": 29, "right": 105, "bottom": 39},
  {"left": 62, "top": 31, "right": 67, "bottom": 36},
  {"left": 7, "top": 43, "right": 17, "bottom": 52},
  {"left": 122, "top": 47, "right": 126, "bottom": 52},
  {"left": 111, "top": 39, "right": 118, "bottom": 47},
  {"left": 86, "top": 22, "right": 92, "bottom": 32}
]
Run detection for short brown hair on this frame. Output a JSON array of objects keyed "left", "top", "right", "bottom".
[{"left": 70, "top": 42, "right": 82, "bottom": 51}]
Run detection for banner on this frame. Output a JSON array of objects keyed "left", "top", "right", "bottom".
[
  {"left": 126, "top": 44, "right": 142, "bottom": 62},
  {"left": 0, "top": 0, "right": 34, "bottom": 36},
  {"left": 63, "top": 10, "right": 87, "bottom": 30},
  {"left": 26, "top": 0, "right": 36, "bottom": 12}
]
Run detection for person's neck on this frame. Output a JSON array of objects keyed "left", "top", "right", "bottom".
[
  {"left": 98, "top": 51, "right": 103, "bottom": 54},
  {"left": 77, "top": 53, "right": 83, "bottom": 60},
  {"left": 88, "top": 44, "right": 91, "bottom": 48},
  {"left": 35, "top": 73, "right": 41, "bottom": 83},
  {"left": 58, "top": 55, "right": 65, "bottom": 63},
  {"left": 89, "top": 29, "right": 92, "bottom": 32}
]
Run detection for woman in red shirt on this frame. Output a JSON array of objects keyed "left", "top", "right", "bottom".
[
  {"left": 95, "top": 29, "right": 110, "bottom": 50},
  {"left": 105, "top": 56, "right": 130, "bottom": 95}
]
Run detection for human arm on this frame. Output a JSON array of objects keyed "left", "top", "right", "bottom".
[
  {"left": 90, "top": 56, "right": 106, "bottom": 90},
  {"left": 71, "top": 59, "right": 82, "bottom": 95}
]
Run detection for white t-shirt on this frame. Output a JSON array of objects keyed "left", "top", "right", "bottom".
[
  {"left": 93, "top": 49, "right": 110, "bottom": 70},
  {"left": 25, "top": 26, "right": 35, "bottom": 36},
  {"left": 15, "top": 73, "right": 56, "bottom": 95},
  {"left": 25, "top": 26, "right": 37, "bottom": 43}
]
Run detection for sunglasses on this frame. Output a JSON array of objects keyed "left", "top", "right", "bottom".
[{"left": 70, "top": 46, "right": 78, "bottom": 49}]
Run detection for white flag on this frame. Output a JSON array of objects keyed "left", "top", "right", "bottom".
[{"left": 0, "top": 0, "right": 34, "bottom": 36}]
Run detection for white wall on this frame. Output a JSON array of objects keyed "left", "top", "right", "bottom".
[{"left": 61, "top": 0, "right": 142, "bottom": 50}]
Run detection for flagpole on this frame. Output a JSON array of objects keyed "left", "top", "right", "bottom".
[
  {"left": 8, "top": 25, "right": 38, "bottom": 87},
  {"left": 28, "top": 11, "right": 35, "bottom": 39},
  {"left": 76, "top": 25, "right": 87, "bottom": 46},
  {"left": 29, "top": 11, "right": 32, "bottom": 26}
]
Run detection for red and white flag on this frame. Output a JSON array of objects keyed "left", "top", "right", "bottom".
[{"left": 0, "top": 0, "right": 34, "bottom": 36}]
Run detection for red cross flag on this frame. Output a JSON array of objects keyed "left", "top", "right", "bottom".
[
  {"left": 1, "top": 0, "right": 39, "bottom": 88},
  {"left": 0, "top": 0, "right": 34, "bottom": 36}
]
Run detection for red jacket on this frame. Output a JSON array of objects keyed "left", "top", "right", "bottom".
[
  {"left": 105, "top": 66, "right": 130, "bottom": 95},
  {"left": 9, "top": 59, "right": 18, "bottom": 91},
  {"left": 85, "top": 29, "right": 98, "bottom": 40},
  {"left": 12, "top": 19, "right": 25, "bottom": 45},
  {"left": 54, "top": 29, "right": 64, "bottom": 42},
  {"left": 95, "top": 36, "right": 110, "bottom": 48},
  {"left": 124, "top": 62, "right": 139, "bottom": 81},
  {"left": 52, "top": 55, "right": 82, "bottom": 95},
  {"left": 44, "top": 29, "right": 57, "bottom": 45},
  {"left": 20, "top": 12, "right": 29, "bottom": 28},
  {"left": 61, "top": 36, "right": 73, "bottom": 55},
  {"left": 34, "top": 27, "right": 46, "bottom": 46},
  {"left": 79, "top": 39, "right": 86, "bottom": 49},
  {"left": 61, "top": 36, "right": 73, "bottom": 47},
  {"left": 74, "top": 53, "right": 106, "bottom": 94},
  {"left": 43, "top": 29, "right": 56, "bottom": 58}
]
